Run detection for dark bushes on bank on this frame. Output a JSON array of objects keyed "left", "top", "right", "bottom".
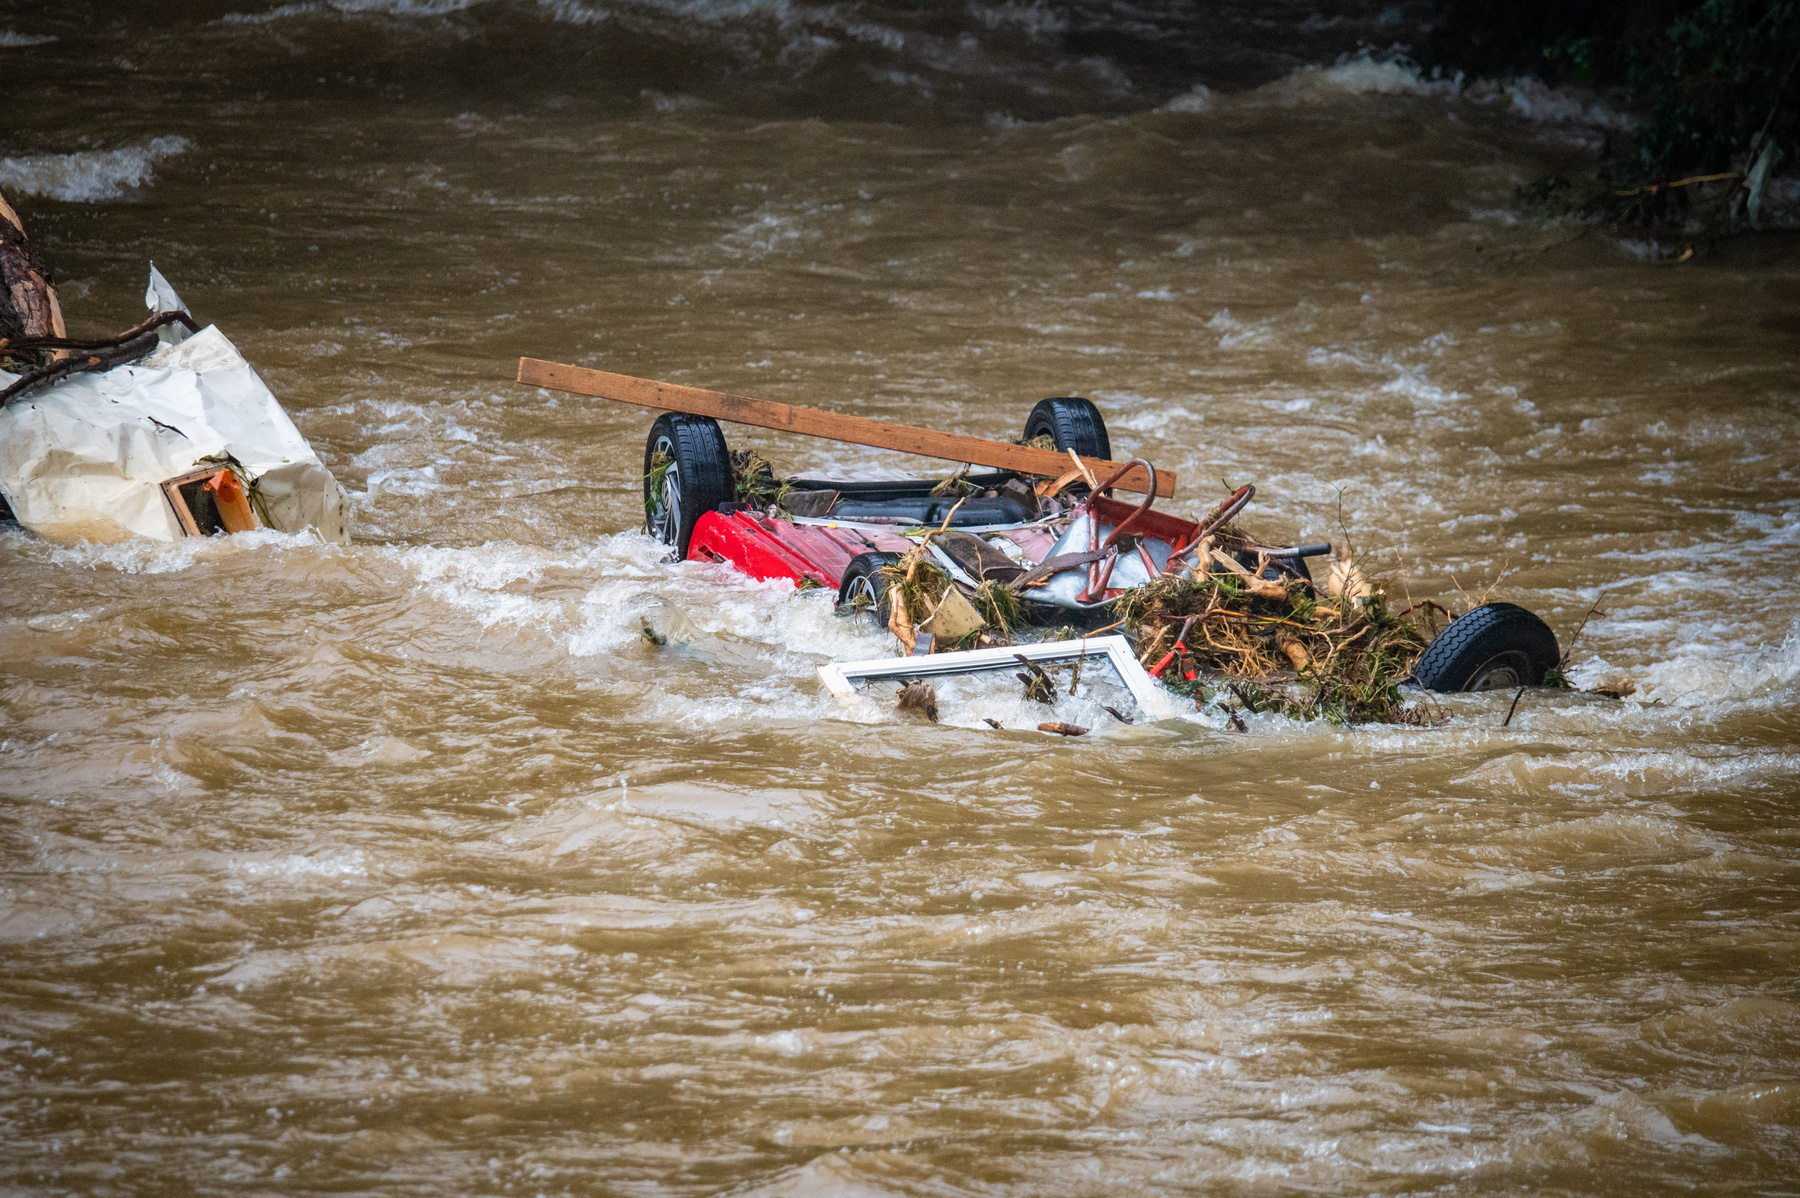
[{"left": 1426, "top": 0, "right": 1798, "bottom": 234}]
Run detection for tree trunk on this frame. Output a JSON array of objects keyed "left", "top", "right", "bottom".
[{"left": 0, "top": 188, "right": 67, "bottom": 361}]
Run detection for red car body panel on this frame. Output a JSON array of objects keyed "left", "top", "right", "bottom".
[
  {"left": 686, "top": 493, "right": 1203, "bottom": 599},
  {"left": 687, "top": 509, "right": 917, "bottom": 589}
]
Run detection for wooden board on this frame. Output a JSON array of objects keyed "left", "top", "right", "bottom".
[{"left": 516, "top": 357, "right": 1175, "bottom": 498}]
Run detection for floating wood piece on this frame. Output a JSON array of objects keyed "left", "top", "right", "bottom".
[
  {"left": 1038, "top": 722, "right": 1088, "bottom": 736},
  {"left": 887, "top": 584, "right": 917, "bottom": 654},
  {"left": 1209, "top": 547, "right": 1287, "bottom": 599},
  {"left": 1279, "top": 640, "right": 1310, "bottom": 672},
  {"left": 516, "top": 358, "right": 1174, "bottom": 498}
]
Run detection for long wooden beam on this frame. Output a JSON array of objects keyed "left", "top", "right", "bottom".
[{"left": 516, "top": 358, "right": 1175, "bottom": 498}]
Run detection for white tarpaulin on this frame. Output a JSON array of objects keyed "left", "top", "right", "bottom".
[{"left": 0, "top": 320, "right": 349, "bottom": 544}]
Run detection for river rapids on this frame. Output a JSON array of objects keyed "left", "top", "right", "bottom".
[{"left": 1, "top": 1, "right": 1798, "bottom": 1193}]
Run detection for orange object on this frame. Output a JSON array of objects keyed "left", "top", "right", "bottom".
[{"left": 204, "top": 470, "right": 258, "bottom": 533}]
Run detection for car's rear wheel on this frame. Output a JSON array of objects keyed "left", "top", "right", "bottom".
[
  {"left": 1412, "top": 602, "right": 1560, "bottom": 692},
  {"left": 644, "top": 413, "right": 733, "bottom": 559},
  {"left": 837, "top": 551, "right": 901, "bottom": 632},
  {"left": 1023, "top": 397, "right": 1111, "bottom": 462}
]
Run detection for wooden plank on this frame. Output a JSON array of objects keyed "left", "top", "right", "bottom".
[{"left": 517, "top": 357, "right": 1175, "bottom": 498}]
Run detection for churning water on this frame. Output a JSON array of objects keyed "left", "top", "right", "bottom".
[{"left": 2, "top": 1, "right": 1798, "bottom": 1193}]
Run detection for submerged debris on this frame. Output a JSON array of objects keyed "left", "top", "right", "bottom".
[
  {"left": 1, "top": 193, "right": 351, "bottom": 545},
  {"left": 688, "top": 428, "right": 1534, "bottom": 727},
  {"left": 1113, "top": 566, "right": 1437, "bottom": 726},
  {"left": 1014, "top": 653, "right": 1058, "bottom": 705},
  {"left": 895, "top": 679, "right": 939, "bottom": 723}
]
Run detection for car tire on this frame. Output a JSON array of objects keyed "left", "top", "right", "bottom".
[
  {"left": 837, "top": 551, "right": 901, "bottom": 631},
  {"left": 1023, "top": 397, "right": 1111, "bottom": 462},
  {"left": 644, "top": 413, "right": 734, "bottom": 559},
  {"left": 1412, "top": 601, "right": 1561, "bottom": 692}
]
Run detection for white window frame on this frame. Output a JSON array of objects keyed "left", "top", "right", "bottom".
[{"left": 816, "top": 634, "right": 1165, "bottom": 716}]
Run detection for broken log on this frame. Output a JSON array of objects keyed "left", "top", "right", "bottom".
[
  {"left": 0, "top": 189, "right": 66, "bottom": 361},
  {"left": 516, "top": 358, "right": 1175, "bottom": 498}
]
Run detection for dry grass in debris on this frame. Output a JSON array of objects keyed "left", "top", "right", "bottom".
[{"left": 1112, "top": 570, "right": 1439, "bottom": 725}]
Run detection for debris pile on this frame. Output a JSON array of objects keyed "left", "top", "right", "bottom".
[
  {"left": 1112, "top": 568, "right": 1439, "bottom": 726},
  {"left": 720, "top": 447, "right": 1451, "bottom": 723},
  {"left": 592, "top": 360, "right": 1574, "bottom": 729},
  {"left": 0, "top": 187, "right": 349, "bottom": 545}
]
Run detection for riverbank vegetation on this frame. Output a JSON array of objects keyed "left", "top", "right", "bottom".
[{"left": 1427, "top": 0, "right": 1798, "bottom": 239}]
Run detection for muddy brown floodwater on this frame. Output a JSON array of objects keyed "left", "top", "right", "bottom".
[{"left": 2, "top": 2, "right": 1799, "bottom": 1194}]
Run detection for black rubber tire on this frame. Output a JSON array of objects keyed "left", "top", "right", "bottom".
[
  {"left": 644, "top": 413, "right": 733, "bottom": 559},
  {"left": 837, "top": 551, "right": 902, "bottom": 631},
  {"left": 1023, "top": 397, "right": 1111, "bottom": 462},
  {"left": 1413, "top": 602, "right": 1561, "bottom": 693}
]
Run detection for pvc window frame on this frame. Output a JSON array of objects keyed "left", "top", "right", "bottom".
[{"left": 816, "top": 634, "right": 1163, "bottom": 715}]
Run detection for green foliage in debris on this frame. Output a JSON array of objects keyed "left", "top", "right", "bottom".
[
  {"left": 928, "top": 466, "right": 981, "bottom": 498},
  {"left": 644, "top": 449, "right": 673, "bottom": 529},
  {"left": 970, "top": 580, "right": 1027, "bottom": 637},
  {"left": 877, "top": 549, "right": 951, "bottom": 632},
  {"left": 731, "top": 449, "right": 795, "bottom": 508}
]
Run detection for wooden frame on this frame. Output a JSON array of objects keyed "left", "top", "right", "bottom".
[
  {"left": 161, "top": 466, "right": 257, "bottom": 537},
  {"left": 516, "top": 358, "right": 1175, "bottom": 498},
  {"left": 815, "top": 634, "right": 1166, "bottom": 716}
]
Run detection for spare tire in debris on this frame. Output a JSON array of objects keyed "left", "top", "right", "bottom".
[
  {"left": 1023, "top": 397, "right": 1111, "bottom": 461},
  {"left": 1413, "top": 602, "right": 1560, "bottom": 692},
  {"left": 837, "top": 551, "right": 902, "bottom": 631},
  {"left": 644, "top": 412, "right": 733, "bottom": 559}
]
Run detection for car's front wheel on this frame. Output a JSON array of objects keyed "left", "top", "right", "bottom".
[{"left": 644, "top": 413, "right": 733, "bottom": 559}]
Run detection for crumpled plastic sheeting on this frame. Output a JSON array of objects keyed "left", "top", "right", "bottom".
[{"left": 0, "top": 325, "right": 349, "bottom": 544}]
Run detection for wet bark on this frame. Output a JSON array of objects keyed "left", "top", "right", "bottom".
[{"left": 0, "top": 189, "right": 67, "bottom": 360}]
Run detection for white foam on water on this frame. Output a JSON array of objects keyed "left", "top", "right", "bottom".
[
  {"left": 0, "top": 136, "right": 193, "bottom": 202},
  {"left": 717, "top": 203, "right": 823, "bottom": 260},
  {"left": 232, "top": 848, "right": 371, "bottom": 879},
  {"left": 0, "top": 30, "right": 57, "bottom": 46},
  {"left": 1456, "top": 748, "right": 1800, "bottom": 800},
  {"left": 1227, "top": 51, "right": 1636, "bottom": 140},
  {"left": 220, "top": 0, "right": 482, "bottom": 21},
  {"left": 1627, "top": 622, "right": 1800, "bottom": 709},
  {"left": 1160, "top": 83, "right": 1212, "bottom": 113},
  {"left": 1464, "top": 77, "right": 1636, "bottom": 130},
  {"left": 1320, "top": 53, "right": 1458, "bottom": 98},
  {"left": 1250, "top": 51, "right": 1460, "bottom": 108},
  {"left": 363, "top": 464, "right": 444, "bottom": 494},
  {"left": 1379, "top": 364, "right": 1465, "bottom": 406},
  {"left": 34, "top": 527, "right": 326, "bottom": 575}
]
